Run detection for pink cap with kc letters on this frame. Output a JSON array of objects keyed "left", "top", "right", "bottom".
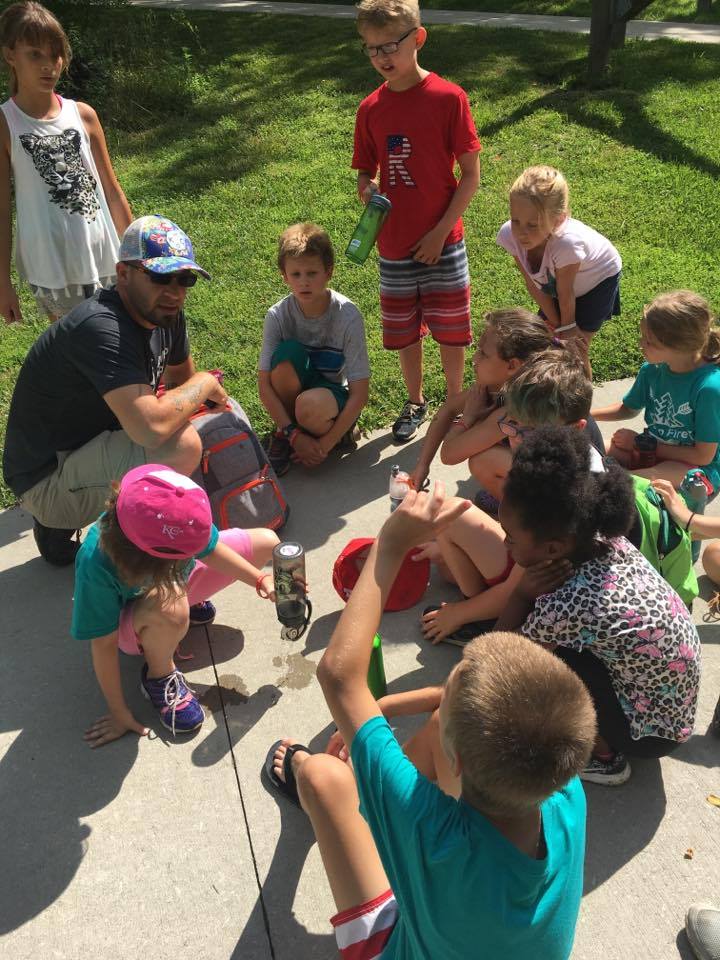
[{"left": 116, "top": 464, "right": 212, "bottom": 559}]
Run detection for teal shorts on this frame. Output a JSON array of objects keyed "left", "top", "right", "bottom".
[{"left": 271, "top": 339, "right": 349, "bottom": 411}]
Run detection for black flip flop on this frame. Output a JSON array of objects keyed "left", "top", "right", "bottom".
[{"left": 264, "top": 739, "right": 312, "bottom": 808}]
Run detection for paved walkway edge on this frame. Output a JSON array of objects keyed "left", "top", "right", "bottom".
[{"left": 131, "top": 0, "right": 720, "bottom": 44}]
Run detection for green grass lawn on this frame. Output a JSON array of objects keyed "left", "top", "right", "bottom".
[
  {"left": 269, "top": 0, "right": 720, "bottom": 22},
  {"left": 1, "top": 4, "right": 719, "bottom": 507}
]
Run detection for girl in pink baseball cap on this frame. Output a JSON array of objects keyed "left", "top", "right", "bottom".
[{"left": 71, "top": 464, "right": 279, "bottom": 745}]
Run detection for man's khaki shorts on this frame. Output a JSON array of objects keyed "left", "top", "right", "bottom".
[{"left": 20, "top": 430, "right": 146, "bottom": 529}]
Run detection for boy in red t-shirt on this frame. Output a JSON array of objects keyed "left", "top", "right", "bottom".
[{"left": 352, "top": 0, "right": 481, "bottom": 442}]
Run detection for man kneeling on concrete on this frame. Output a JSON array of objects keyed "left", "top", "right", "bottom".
[{"left": 2, "top": 215, "right": 227, "bottom": 565}]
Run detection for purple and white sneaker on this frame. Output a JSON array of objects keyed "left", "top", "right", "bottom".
[
  {"left": 189, "top": 600, "right": 216, "bottom": 626},
  {"left": 141, "top": 665, "right": 205, "bottom": 735}
]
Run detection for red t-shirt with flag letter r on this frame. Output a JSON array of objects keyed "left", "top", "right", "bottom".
[{"left": 352, "top": 72, "right": 481, "bottom": 260}]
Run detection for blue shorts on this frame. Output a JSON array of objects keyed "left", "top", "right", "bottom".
[{"left": 542, "top": 271, "right": 621, "bottom": 333}]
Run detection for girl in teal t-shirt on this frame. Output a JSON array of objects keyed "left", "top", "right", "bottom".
[
  {"left": 72, "top": 464, "right": 279, "bottom": 747},
  {"left": 592, "top": 290, "right": 720, "bottom": 490}
]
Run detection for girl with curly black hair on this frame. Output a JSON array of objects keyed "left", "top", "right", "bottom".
[{"left": 496, "top": 426, "right": 701, "bottom": 786}]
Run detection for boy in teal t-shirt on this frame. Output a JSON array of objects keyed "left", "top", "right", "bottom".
[{"left": 267, "top": 484, "right": 597, "bottom": 959}]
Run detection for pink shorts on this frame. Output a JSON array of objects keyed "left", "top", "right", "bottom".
[
  {"left": 331, "top": 889, "right": 398, "bottom": 960},
  {"left": 118, "top": 528, "right": 252, "bottom": 655}
]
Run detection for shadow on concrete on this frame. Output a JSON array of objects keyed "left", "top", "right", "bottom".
[
  {"left": 697, "top": 575, "right": 720, "bottom": 610},
  {"left": 179, "top": 622, "right": 246, "bottom": 670},
  {"left": 278, "top": 433, "right": 426, "bottom": 553},
  {"left": 193, "top": 682, "right": 284, "bottom": 768},
  {"left": 583, "top": 758, "right": 666, "bottom": 894},
  {"left": 697, "top": 618, "right": 720, "bottom": 644},
  {"left": 0, "top": 555, "right": 137, "bottom": 935},
  {"left": 0, "top": 503, "right": 31, "bottom": 550},
  {"left": 676, "top": 928, "right": 697, "bottom": 960},
  {"left": 302, "top": 611, "right": 339, "bottom": 656},
  {"left": 239, "top": 723, "right": 340, "bottom": 960},
  {"left": 671, "top": 730, "right": 720, "bottom": 768}
]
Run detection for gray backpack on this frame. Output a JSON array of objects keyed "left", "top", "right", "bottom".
[{"left": 190, "top": 398, "right": 289, "bottom": 531}]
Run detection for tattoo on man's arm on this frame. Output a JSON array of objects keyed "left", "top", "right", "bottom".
[{"left": 171, "top": 383, "right": 202, "bottom": 412}]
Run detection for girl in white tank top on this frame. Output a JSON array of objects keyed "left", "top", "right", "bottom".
[{"left": 0, "top": 2, "right": 132, "bottom": 321}]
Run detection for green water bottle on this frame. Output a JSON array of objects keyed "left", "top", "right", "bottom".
[
  {"left": 367, "top": 633, "right": 387, "bottom": 699},
  {"left": 346, "top": 194, "right": 392, "bottom": 265}
]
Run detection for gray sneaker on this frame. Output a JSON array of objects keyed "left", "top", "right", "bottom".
[
  {"left": 263, "top": 431, "right": 292, "bottom": 476},
  {"left": 392, "top": 400, "right": 428, "bottom": 443},
  {"left": 338, "top": 423, "right": 362, "bottom": 451},
  {"left": 686, "top": 903, "right": 720, "bottom": 960},
  {"left": 580, "top": 752, "right": 631, "bottom": 786}
]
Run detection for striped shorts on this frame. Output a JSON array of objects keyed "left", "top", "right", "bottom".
[
  {"left": 331, "top": 889, "right": 398, "bottom": 959},
  {"left": 379, "top": 240, "right": 472, "bottom": 350}
]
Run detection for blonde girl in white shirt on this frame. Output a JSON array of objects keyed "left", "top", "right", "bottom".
[{"left": 497, "top": 165, "right": 621, "bottom": 373}]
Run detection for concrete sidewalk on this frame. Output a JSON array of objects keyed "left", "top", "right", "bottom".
[
  {"left": 1, "top": 378, "right": 719, "bottom": 960},
  {"left": 131, "top": 0, "right": 720, "bottom": 44}
]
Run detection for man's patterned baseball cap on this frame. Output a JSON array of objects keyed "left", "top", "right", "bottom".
[{"left": 119, "top": 215, "right": 211, "bottom": 279}]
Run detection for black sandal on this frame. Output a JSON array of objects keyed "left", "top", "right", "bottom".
[{"left": 264, "top": 739, "right": 312, "bottom": 808}]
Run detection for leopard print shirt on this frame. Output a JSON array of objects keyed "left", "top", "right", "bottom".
[{"left": 523, "top": 537, "right": 700, "bottom": 743}]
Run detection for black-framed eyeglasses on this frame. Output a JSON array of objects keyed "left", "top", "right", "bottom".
[
  {"left": 128, "top": 263, "right": 197, "bottom": 287},
  {"left": 498, "top": 415, "right": 534, "bottom": 439},
  {"left": 361, "top": 28, "right": 417, "bottom": 58}
]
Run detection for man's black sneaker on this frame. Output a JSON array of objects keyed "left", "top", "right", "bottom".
[
  {"left": 33, "top": 519, "right": 81, "bottom": 566},
  {"left": 392, "top": 400, "right": 428, "bottom": 443}
]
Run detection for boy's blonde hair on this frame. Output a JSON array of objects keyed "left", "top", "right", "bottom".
[
  {"left": 505, "top": 348, "right": 592, "bottom": 426},
  {"left": 277, "top": 222, "right": 335, "bottom": 273},
  {"left": 510, "top": 165, "right": 569, "bottom": 233},
  {"left": 644, "top": 290, "right": 720, "bottom": 362},
  {"left": 484, "top": 307, "right": 555, "bottom": 363},
  {"left": 444, "top": 631, "right": 596, "bottom": 816},
  {"left": 0, "top": 2, "right": 71, "bottom": 95},
  {"left": 356, "top": 0, "right": 421, "bottom": 33},
  {"left": 100, "top": 485, "right": 189, "bottom": 604}
]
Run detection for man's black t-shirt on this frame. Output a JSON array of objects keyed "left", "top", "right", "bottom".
[{"left": 2, "top": 288, "right": 190, "bottom": 497}]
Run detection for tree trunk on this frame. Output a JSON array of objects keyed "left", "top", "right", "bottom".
[
  {"left": 697, "top": 0, "right": 712, "bottom": 13},
  {"left": 589, "top": 0, "right": 614, "bottom": 79},
  {"left": 610, "top": 16, "right": 628, "bottom": 46},
  {"left": 588, "top": 0, "right": 658, "bottom": 79}
]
